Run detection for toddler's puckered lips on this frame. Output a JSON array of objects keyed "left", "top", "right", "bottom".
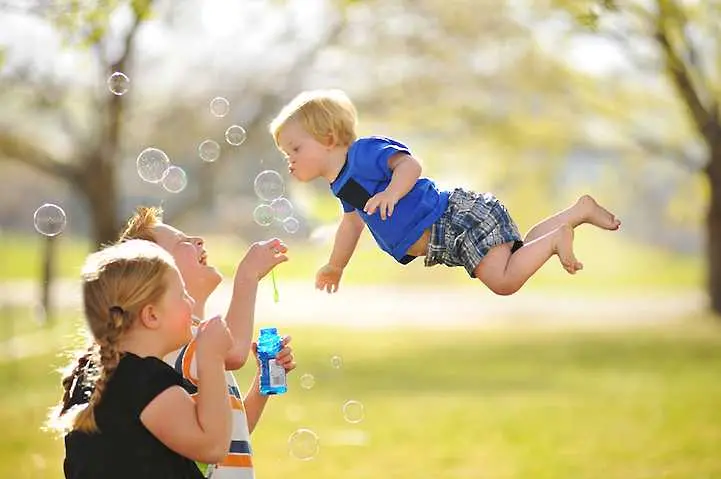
[{"left": 199, "top": 251, "right": 208, "bottom": 265}]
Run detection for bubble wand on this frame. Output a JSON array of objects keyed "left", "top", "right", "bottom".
[
  {"left": 271, "top": 269, "right": 279, "bottom": 303},
  {"left": 253, "top": 169, "right": 287, "bottom": 304}
]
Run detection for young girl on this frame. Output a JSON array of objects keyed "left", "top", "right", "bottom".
[
  {"left": 118, "top": 206, "right": 296, "bottom": 478},
  {"left": 269, "top": 89, "right": 621, "bottom": 295},
  {"left": 49, "top": 240, "right": 234, "bottom": 479}
]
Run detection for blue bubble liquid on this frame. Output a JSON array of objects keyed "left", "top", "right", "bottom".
[{"left": 258, "top": 327, "right": 287, "bottom": 395}]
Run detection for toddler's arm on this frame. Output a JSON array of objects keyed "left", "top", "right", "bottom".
[
  {"left": 316, "top": 212, "right": 364, "bottom": 292},
  {"left": 328, "top": 211, "right": 365, "bottom": 269},
  {"left": 365, "top": 154, "right": 422, "bottom": 219},
  {"left": 384, "top": 153, "right": 422, "bottom": 201}
]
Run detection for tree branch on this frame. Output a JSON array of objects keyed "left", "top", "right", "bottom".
[
  {"left": 598, "top": 29, "right": 661, "bottom": 71},
  {"left": 0, "top": 129, "right": 79, "bottom": 181},
  {"left": 95, "top": 0, "right": 152, "bottom": 167},
  {"left": 0, "top": 64, "right": 84, "bottom": 143},
  {"left": 654, "top": 0, "right": 713, "bottom": 140},
  {"left": 635, "top": 135, "right": 707, "bottom": 173}
]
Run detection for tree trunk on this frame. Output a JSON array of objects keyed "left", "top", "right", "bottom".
[
  {"left": 80, "top": 157, "right": 120, "bottom": 248},
  {"left": 40, "top": 234, "right": 56, "bottom": 325},
  {"left": 707, "top": 145, "right": 721, "bottom": 315}
]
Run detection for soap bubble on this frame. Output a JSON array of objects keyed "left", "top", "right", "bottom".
[
  {"left": 253, "top": 170, "right": 284, "bottom": 201},
  {"left": 107, "top": 72, "right": 129, "bottom": 95},
  {"left": 136, "top": 148, "right": 170, "bottom": 183},
  {"left": 33, "top": 203, "right": 66, "bottom": 236},
  {"left": 288, "top": 428, "right": 319, "bottom": 461},
  {"left": 342, "top": 400, "right": 365, "bottom": 424},
  {"left": 225, "top": 125, "right": 247, "bottom": 146},
  {"left": 198, "top": 140, "right": 221, "bottom": 163},
  {"left": 330, "top": 355, "right": 343, "bottom": 369},
  {"left": 282, "top": 217, "right": 300, "bottom": 234},
  {"left": 285, "top": 404, "right": 305, "bottom": 422},
  {"left": 253, "top": 204, "right": 274, "bottom": 226},
  {"left": 271, "top": 197, "right": 293, "bottom": 221},
  {"left": 162, "top": 166, "right": 188, "bottom": 193},
  {"left": 210, "top": 97, "right": 230, "bottom": 117},
  {"left": 299, "top": 373, "right": 315, "bottom": 390}
]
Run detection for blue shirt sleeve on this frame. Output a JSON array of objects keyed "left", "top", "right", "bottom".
[
  {"left": 340, "top": 199, "right": 355, "bottom": 213},
  {"left": 355, "top": 137, "right": 411, "bottom": 181}
]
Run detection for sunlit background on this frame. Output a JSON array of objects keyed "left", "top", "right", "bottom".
[{"left": 1, "top": 0, "right": 720, "bottom": 478}]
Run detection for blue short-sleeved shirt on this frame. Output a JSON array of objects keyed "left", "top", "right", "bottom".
[{"left": 330, "top": 136, "right": 449, "bottom": 264}]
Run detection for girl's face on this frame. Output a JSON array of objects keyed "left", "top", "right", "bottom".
[
  {"left": 152, "top": 223, "right": 221, "bottom": 305},
  {"left": 155, "top": 267, "right": 195, "bottom": 352}
]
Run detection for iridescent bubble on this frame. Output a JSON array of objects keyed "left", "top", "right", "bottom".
[
  {"left": 198, "top": 140, "right": 221, "bottom": 163},
  {"left": 271, "top": 197, "right": 293, "bottom": 221},
  {"left": 136, "top": 148, "right": 171, "bottom": 183},
  {"left": 253, "top": 204, "right": 274, "bottom": 227},
  {"left": 330, "top": 355, "right": 343, "bottom": 369},
  {"left": 225, "top": 125, "right": 247, "bottom": 146},
  {"left": 254, "top": 170, "right": 284, "bottom": 201},
  {"left": 342, "top": 400, "right": 365, "bottom": 424},
  {"left": 299, "top": 373, "right": 315, "bottom": 390},
  {"left": 210, "top": 97, "right": 230, "bottom": 117},
  {"left": 288, "top": 429, "right": 319, "bottom": 461},
  {"left": 107, "top": 72, "right": 129, "bottom": 95},
  {"left": 282, "top": 217, "right": 300, "bottom": 234},
  {"left": 285, "top": 404, "right": 305, "bottom": 422},
  {"left": 33, "top": 203, "right": 66, "bottom": 236},
  {"left": 162, "top": 166, "right": 188, "bottom": 193}
]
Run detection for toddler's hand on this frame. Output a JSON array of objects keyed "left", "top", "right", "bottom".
[
  {"left": 251, "top": 336, "right": 296, "bottom": 374},
  {"left": 364, "top": 190, "right": 399, "bottom": 220},
  {"left": 237, "top": 238, "right": 288, "bottom": 281},
  {"left": 196, "top": 315, "right": 233, "bottom": 360},
  {"left": 315, "top": 263, "right": 343, "bottom": 293}
]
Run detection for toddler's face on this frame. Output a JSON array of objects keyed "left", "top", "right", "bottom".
[{"left": 277, "top": 120, "right": 329, "bottom": 182}]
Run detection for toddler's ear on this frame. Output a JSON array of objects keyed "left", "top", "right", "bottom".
[{"left": 324, "top": 133, "right": 337, "bottom": 148}]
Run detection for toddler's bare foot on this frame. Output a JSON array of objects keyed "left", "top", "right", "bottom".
[
  {"left": 554, "top": 224, "right": 583, "bottom": 274},
  {"left": 576, "top": 195, "right": 621, "bottom": 230}
]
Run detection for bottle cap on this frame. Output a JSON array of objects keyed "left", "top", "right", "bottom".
[{"left": 260, "top": 327, "right": 278, "bottom": 335}]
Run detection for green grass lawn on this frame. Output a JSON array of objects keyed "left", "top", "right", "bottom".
[
  {"left": 0, "top": 229, "right": 703, "bottom": 293},
  {"left": 1, "top": 308, "right": 720, "bottom": 479}
]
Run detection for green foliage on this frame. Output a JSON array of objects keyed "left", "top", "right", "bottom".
[
  {"left": 548, "top": 0, "right": 621, "bottom": 30},
  {"left": 46, "top": 0, "right": 154, "bottom": 47},
  {"left": 49, "top": 0, "right": 115, "bottom": 47},
  {"left": 130, "top": 0, "right": 154, "bottom": 21}
]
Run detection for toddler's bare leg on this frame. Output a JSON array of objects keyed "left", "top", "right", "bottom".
[
  {"left": 474, "top": 224, "right": 580, "bottom": 295},
  {"left": 524, "top": 195, "right": 621, "bottom": 243}
]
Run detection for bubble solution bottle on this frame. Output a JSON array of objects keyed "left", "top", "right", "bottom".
[{"left": 258, "top": 327, "right": 287, "bottom": 395}]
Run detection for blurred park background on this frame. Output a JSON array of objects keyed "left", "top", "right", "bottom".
[{"left": 1, "top": 0, "right": 721, "bottom": 478}]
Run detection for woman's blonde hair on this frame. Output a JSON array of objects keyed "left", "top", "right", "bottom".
[
  {"left": 118, "top": 206, "right": 163, "bottom": 243},
  {"left": 48, "top": 239, "right": 177, "bottom": 434},
  {"left": 269, "top": 89, "right": 358, "bottom": 148}
]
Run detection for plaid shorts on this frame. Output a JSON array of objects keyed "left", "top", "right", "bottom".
[{"left": 424, "top": 188, "right": 523, "bottom": 277}]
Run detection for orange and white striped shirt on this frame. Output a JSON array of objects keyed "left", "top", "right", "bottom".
[{"left": 165, "top": 322, "right": 254, "bottom": 479}]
